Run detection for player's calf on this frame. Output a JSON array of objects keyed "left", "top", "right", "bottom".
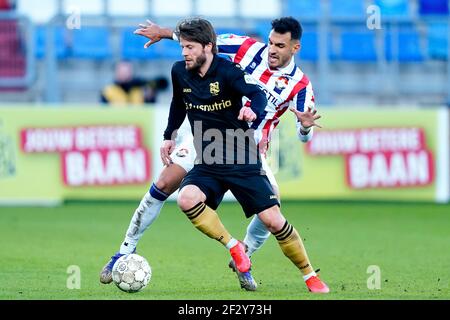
[
  {"left": 181, "top": 197, "right": 252, "bottom": 274},
  {"left": 258, "top": 206, "right": 330, "bottom": 293},
  {"left": 155, "top": 163, "right": 187, "bottom": 195}
]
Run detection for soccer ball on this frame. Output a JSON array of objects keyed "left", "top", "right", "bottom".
[{"left": 112, "top": 253, "right": 152, "bottom": 293}]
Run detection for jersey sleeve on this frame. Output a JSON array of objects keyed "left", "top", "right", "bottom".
[
  {"left": 289, "top": 81, "right": 316, "bottom": 143},
  {"left": 217, "top": 34, "right": 260, "bottom": 62},
  {"left": 226, "top": 64, "right": 267, "bottom": 120},
  {"left": 163, "top": 64, "right": 187, "bottom": 141}
]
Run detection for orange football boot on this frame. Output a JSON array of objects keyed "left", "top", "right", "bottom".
[
  {"left": 305, "top": 275, "right": 330, "bottom": 293},
  {"left": 229, "top": 241, "right": 251, "bottom": 273}
]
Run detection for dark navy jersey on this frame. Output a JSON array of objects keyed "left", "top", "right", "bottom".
[{"left": 164, "top": 55, "right": 267, "bottom": 166}]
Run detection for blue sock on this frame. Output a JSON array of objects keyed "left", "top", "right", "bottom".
[{"left": 149, "top": 183, "right": 169, "bottom": 201}]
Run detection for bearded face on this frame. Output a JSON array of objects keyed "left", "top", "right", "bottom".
[
  {"left": 180, "top": 38, "right": 208, "bottom": 71},
  {"left": 267, "top": 30, "right": 300, "bottom": 70}
]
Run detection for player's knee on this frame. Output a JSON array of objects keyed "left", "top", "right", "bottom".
[
  {"left": 177, "top": 187, "right": 202, "bottom": 211},
  {"left": 265, "top": 220, "right": 285, "bottom": 234},
  {"left": 258, "top": 206, "right": 285, "bottom": 233},
  {"left": 177, "top": 194, "right": 193, "bottom": 211}
]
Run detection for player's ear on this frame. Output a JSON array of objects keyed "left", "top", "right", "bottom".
[
  {"left": 205, "top": 42, "right": 213, "bottom": 54},
  {"left": 292, "top": 41, "right": 301, "bottom": 54}
]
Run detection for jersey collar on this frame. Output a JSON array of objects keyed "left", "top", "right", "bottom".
[
  {"left": 269, "top": 56, "right": 296, "bottom": 76},
  {"left": 202, "top": 54, "right": 220, "bottom": 79}
]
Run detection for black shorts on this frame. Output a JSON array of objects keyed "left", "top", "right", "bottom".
[{"left": 179, "top": 164, "right": 280, "bottom": 218}]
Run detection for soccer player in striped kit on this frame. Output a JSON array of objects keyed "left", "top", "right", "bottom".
[{"left": 100, "top": 17, "right": 328, "bottom": 293}]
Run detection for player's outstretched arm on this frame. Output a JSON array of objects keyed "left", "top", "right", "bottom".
[
  {"left": 134, "top": 20, "right": 253, "bottom": 64},
  {"left": 289, "top": 107, "right": 322, "bottom": 142},
  {"left": 134, "top": 20, "right": 174, "bottom": 48},
  {"left": 290, "top": 106, "right": 322, "bottom": 130}
]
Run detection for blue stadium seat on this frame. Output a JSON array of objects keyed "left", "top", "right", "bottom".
[
  {"left": 418, "top": 0, "right": 449, "bottom": 15},
  {"left": 339, "top": 32, "right": 377, "bottom": 62},
  {"left": 253, "top": 20, "right": 272, "bottom": 41},
  {"left": 330, "top": 0, "right": 366, "bottom": 17},
  {"left": 284, "top": 0, "right": 321, "bottom": 18},
  {"left": 35, "top": 26, "right": 68, "bottom": 59},
  {"left": 375, "top": 0, "right": 411, "bottom": 17},
  {"left": 121, "top": 28, "right": 159, "bottom": 60},
  {"left": 71, "top": 27, "right": 112, "bottom": 60},
  {"left": 298, "top": 32, "right": 318, "bottom": 61},
  {"left": 427, "top": 22, "right": 449, "bottom": 60},
  {"left": 156, "top": 40, "right": 182, "bottom": 61},
  {"left": 385, "top": 30, "right": 424, "bottom": 62}
]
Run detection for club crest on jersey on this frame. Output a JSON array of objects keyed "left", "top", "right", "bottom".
[
  {"left": 275, "top": 76, "right": 289, "bottom": 90},
  {"left": 176, "top": 148, "right": 189, "bottom": 158},
  {"left": 210, "top": 82, "right": 220, "bottom": 96}
]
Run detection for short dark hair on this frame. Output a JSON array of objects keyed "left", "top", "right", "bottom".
[
  {"left": 175, "top": 18, "right": 218, "bottom": 54},
  {"left": 271, "top": 17, "right": 302, "bottom": 41}
]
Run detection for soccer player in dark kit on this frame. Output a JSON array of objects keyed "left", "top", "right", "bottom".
[{"left": 162, "top": 18, "right": 329, "bottom": 293}]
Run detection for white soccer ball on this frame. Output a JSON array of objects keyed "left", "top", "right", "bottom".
[{"left": 112, "top": 253, "right": 152, "bottom": 293}]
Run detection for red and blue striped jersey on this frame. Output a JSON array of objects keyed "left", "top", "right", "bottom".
[{"left": 217, "top": 34, "right": 316, "bottom": 146}]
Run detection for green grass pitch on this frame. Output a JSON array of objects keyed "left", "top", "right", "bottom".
[{"left": 1, "top": 201, "right": 449, "bottom": 300}]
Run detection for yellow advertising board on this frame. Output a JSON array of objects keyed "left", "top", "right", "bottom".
[
  {"left": 0, "top": 106, "right": 448, "bottom": 204},
  {"left": 269, "top": 108, "right": 449, "bottom": 202},
  {"left": 0, "top": 107, "right": 154, "bottom": 204}
]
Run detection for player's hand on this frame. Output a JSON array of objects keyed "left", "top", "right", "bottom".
[
  {"left": 238, "top": 107, "right": 257, "bottom": 122},
  {"left": 133, "top": 20, "right": 171, "bottom": 48},
  {"left": 289, "top": 106, "right": 322, "bottom": 130},
  {"left": 258, "top": 138, "right": 269, "bottom": 156},
  {"left": 160, "top": 140, "right": 176, "bottom": 166}
]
